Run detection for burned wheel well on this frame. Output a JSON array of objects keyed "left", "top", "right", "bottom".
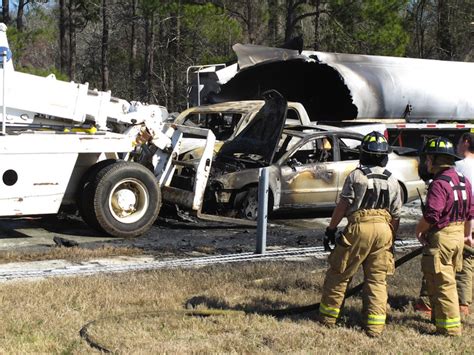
[{"left": 232, "top": 183, "right": 274, "bottom": 211}]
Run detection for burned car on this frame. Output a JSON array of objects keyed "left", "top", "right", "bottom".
[{"left": 206, "top": 124, "right": 425, "bottom": 220}]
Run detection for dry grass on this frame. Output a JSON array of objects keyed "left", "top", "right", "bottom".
[
  {"left": 0, "top": 256, "right": 472, "bottom": 353},
  {"left": 0, "top": 246, "right": 143, "bottom": 264}
]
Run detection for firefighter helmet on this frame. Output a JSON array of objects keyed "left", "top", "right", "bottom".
[
  {"left": 422, "top": 137, "right": 460, "bottom": 160},
  {"left": 360, "top": 131, "right": 390, "bottom": 155}
]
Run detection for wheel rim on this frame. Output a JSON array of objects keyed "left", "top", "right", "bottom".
[
  {"left": 108, "top": 178, "right": 149, "bottom": 224},
  {"left": 242, "top": 190, "right": 258, "bottom": 220}
]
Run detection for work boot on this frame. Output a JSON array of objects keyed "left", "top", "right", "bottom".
[
  {"left": 414, "top": 300, "right": 432, "bottom": 317},
  {"left": 365, "top": 329, "right": 382, "bottom": 338},
  {"left": 459, "top": 304, "right": 470, "bottom": 316},
  {"left": 435, "top": 327, "right": 462, "bottom": 337},
  {"left": 315, "top": 314, "right": 337, "bottom": 328}
]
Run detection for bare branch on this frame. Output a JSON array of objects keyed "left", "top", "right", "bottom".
[
  {"left": 226, "top": 8, "right": 249, "bottom": 26},
  {"left": 291, "top": 9, "right": 327, "bottom": 26}
]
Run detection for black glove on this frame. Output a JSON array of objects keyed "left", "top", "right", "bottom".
[{"left": 324, "top": 227, "right": 337, "bottom": 251}]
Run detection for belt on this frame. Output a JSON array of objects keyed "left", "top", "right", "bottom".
[{"left": 348, "top": 209, "right": 391, "bottom": 224}]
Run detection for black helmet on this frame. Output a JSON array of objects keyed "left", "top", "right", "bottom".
[
  {"left": 421, "top": 137, "right": 460, "bottom": 160},
  {"left": 360, "top": 131, "right": 390, "bottom": 154}
]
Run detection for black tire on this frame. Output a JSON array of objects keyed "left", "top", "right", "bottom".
[
  {"left": 88, "top": 162, "right": 161, "bottom": 238},
  {"left": 399, "top": 182, "right": 407, "bottom": 204},
  {"left": 238, "top": 187, "right": 273, "bottom": 221},
  {"left": 77, "top": 159, "right": 118, "bottom": 232}
]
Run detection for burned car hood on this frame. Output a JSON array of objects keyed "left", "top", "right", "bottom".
[{"left": 214, "top": 90, "right": 287, "bottom": 168}]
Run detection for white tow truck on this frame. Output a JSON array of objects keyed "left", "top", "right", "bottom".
[{"left": 0, "top": 24, "right": 215, "bottom": 238}]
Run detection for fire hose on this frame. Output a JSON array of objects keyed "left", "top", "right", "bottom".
[{"left": 82, "top": 245, "right": 463, "bottom": 352}]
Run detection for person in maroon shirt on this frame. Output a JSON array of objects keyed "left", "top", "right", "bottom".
[
  {"left": 415, "top": 137, "right": 473, "bottom": 336},
  {"left": 421, "top": 170, "right": 473, "bottom": 231}
]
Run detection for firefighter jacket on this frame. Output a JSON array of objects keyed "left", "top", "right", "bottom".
[{"left": 340, "top": 165, "right": 402, "bottom": 219}]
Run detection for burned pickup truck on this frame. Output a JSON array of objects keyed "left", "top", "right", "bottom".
[
  {"left": 174, "top": 91, "right": 425, "bottom": 220},
  {"left": 174, "top": 100, "right": 311, "bottom": 142},
  {"left": 173, "top": 97, "right": 387, "bottom": 149}
]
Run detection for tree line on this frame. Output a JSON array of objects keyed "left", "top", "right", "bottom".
[{"left": 1, "top": 0, "right": 473, "bottom": 112}]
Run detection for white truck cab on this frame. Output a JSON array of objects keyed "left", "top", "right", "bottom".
[{"left": 0, "top": 24, "right": 215, "bottom": 238}]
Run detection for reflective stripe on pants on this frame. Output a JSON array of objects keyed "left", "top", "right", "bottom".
[
  {"left": 367, "top": 314, "right": 386, "bottom": 325},
  {"left": 319, "top": 303, "right": 340, "bottom": 318},
  {"left": 436, "top": 317, "right": 461, "bottom": 329}
]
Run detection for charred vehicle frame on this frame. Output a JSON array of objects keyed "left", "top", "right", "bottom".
[{"left": 205, "top": 127, "right": 425, "bottom": 220}]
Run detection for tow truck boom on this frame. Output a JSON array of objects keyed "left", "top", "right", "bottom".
[{"left": 0, "top": 23, "right": 215, "bottom": 238}]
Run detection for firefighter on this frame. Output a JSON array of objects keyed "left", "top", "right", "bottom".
[
  {"left": 455, "top": 133, "right": 474, "bottom": 315},
  {"left": 318, "top": 131, "right": 402, "bottom": 338},
  {"left": 415, "top": 137, "right": 473, "bottom": 336},
  {"left": 415, "top": 133, "right": 474, "bottom": 317}
]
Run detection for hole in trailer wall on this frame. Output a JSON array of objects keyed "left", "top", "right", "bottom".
[
  {"left": 207, "top": 59, "right": 359, "bottom": 122},
  {"left": 3, "top": 169, "right": 18, "bottom": 186}
]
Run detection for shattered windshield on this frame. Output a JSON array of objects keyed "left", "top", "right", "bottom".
[{"left": 182, "top": 112, "right": 242, "bottom": 140}]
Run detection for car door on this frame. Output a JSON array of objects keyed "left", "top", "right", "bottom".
[
  {"left": 279, "top": 136, "right": 339, "bottom": 209},
  {"left": 332, "top": 134, "right": 363, "bottom": 200}
]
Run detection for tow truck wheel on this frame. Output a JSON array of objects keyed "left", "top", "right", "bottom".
[
  {"left": 238, "top": 187, "right": 273, "bottom": 221},
  {"left": 90, "top": 162, "right": 161, "bottom": 238},
  {"left": 77, "top": 159, "right": 118, "bottom": 232}
]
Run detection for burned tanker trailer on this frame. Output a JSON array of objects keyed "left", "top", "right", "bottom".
[{"left": 189, "top": 44, "right": 474, "bottom": 149}]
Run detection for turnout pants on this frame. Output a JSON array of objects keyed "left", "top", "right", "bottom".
[
  {"left": 420, "top": 248, "right": 473, "bottom": 308},
  {"left": 319, "top": 210, "right": 394, "bottom": 335},
  {"left": 421, "top": 223, "right": 464, "bottom": 336}
]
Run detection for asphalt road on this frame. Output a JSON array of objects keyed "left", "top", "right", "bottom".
[
  {"left": 0, "top": 215, "right": 116, "bottom": 251},
  {"left": 0, "top": 201, "right": 422, "bottom": 255}
]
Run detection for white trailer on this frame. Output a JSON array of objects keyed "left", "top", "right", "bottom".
[
  {"left": 0, "top": 24, "right": 215, "bottom": 238},
  {"left": 187, "top": 44, "right": 474, "bottom": 151}
]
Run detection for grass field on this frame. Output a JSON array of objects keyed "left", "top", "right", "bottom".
[
  {"left": 0, "top": 256, "right": 472, "bottom": 353},
  {"left": 0, "top": 246, "right": 143, "bottom": 264}
]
